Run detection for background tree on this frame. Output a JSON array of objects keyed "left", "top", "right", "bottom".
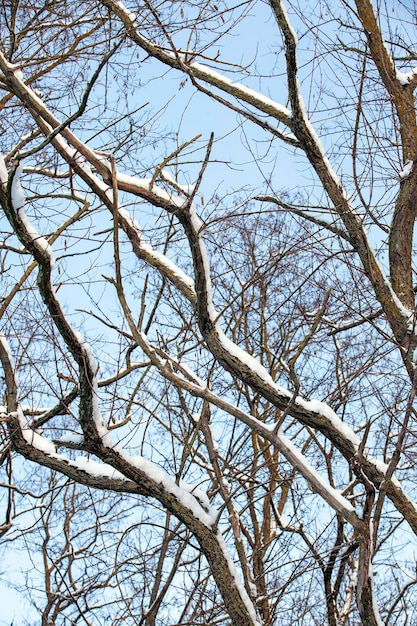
[{"left": 1, "top": 1, "right": 417, "bottom": 624}]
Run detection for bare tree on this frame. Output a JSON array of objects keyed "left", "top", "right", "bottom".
[{"left": 1, "top": 1, "right": 417, "bottom": 624}]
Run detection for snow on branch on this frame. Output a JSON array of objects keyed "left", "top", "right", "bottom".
[
  {"left": 1, "top": 366, "right": 219, "bottom": 535},
  {"left": 103, "top": 0, "right": 414, "bottom": 355},
  {"left": 1, "top": 164, "right": 108, "bottom": 444},
  {"left": 0, "top": 154, "right": 8, "bottom": 186},
  {"left": 9, "top": 162, "right": 55, "bottom": 264},
  {"left": 396, "top": 67, "right": 417, "bottom": 87},
  {"left": 6, "top": 408, "right": 138, "bottom": 492},
  {"left": 111, "top": 447, "right": 218, "bottom": 527},
  {"left": 117, "top": 205, "right": 196, "bottom": 302},
  {"left": 269, "top": 0, "right": 416, "bottom": 359},
  {"left": 119, "top": 324, "right": 363, "bottom": 528},
  {"left": 169, "top": 201, "right": 417, "bottom": 533},
  {"left": 0, "top": 332, "right": 18, "bottom": 408},
  {"left": 0, "top": 61, "right": 195, "bottom": 302},
  {"left": 100, "top": 0, "right": 294, "bottom": 134}
]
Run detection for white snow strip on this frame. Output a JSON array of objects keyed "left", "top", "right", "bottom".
[
  {"left": 0, "top": 332, "right": 19, "bottom": 388},
  {"left": 75, "top": 331, "right": 113, "bottom": 444},
  {"left": 381, "top": 271, "right": 414, "bottom": 322},
  {"left": 212, "top": 400, "right": 360, "bottom": 522},
  {"left": 278, "top": 0, "right": 298, "bottom": 45},
  {"left": 0, "top": 153, "right": 7, "bottom": 185},
  {"left": 34, "top": 131, "right": 195, "bottom": 314},
  {"left": 297, "top": 86, "right": 412, "bottom": 326},
  {"left": 11, "top": 162, "right": 25, "bottom": 210},
  {"left": 160, "top": 169, "right": 177, "bottom": 184},
  {"left": 297, "top": 91, "right": 346, "bottom": 194},
  {"left": 53, "top": 138, "right": 113, "bottom": 202},
  {"left": 220, "top": 333, "right": 278, "bottom": 387},
  {"left": 115, "top": 0, "right": 291, "bottom": 127},
  {"left": 160, "top": 169, "right": 196, "bottom": 194},
  {"left": 189, "top": 202, "right": 293, "bottom": 389},
  {"left": 178, "top": 182, "right": 196, "bottom": 194},
  {"left": 15, "top": 411, "right": 130, "bottom": 481},
  {"left": 1, "top": 56, "right": 45, "bottom": 108},
  {"left": 116, "top": 0, "right": 137, "bottom": 22},
  {"left": 117, "top": 206, "right": 195, "bottom": 295},
  {"left": 261, "top": 119, "right": 298, "bottom": 142},
  {"left": 179, "top": 480, "right": 217, "bottom": 517},
  {"left": 190, "top": 61, "right": 292, "bottom": 120},
  {"left": 187, "top": 202, "right": 365, "bottom": 458},
  {"left": 116, "top": 172, "right": 185, "bottom": 208},
  {"left": 216, "top": 531, "right": 262, "bottom": 625},
  {"left": 300, "top": 399, "right": 360, "bottom": 448},
  {"left": 369, "top": 562, "right": 385, "bottom": 625},
  {"left": 13, "top": 399, "right": 128, "bottom": 483},
  {"left": 15, "top": 402, "right": 126, "bottom": 481},
  {"left": 11, "top": 162, "right": 55, "bottom": 265},
  {"left": 138, "top": 242, "right": 193, "bottom": 285},
  {"left": 172, "top": 359, "right": 205, "bottom": 387},
  {"left": 140, "top": 245, "right": 194, "bottom": 287},
  {"left": 277, "top": 429, "right": 356, "bottom": 513}
]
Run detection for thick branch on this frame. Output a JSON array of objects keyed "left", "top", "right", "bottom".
[
  {"left": 269, "top": 0, "right": 414, "bottom": 361},
  {"left": 354, "top": 0, "right": 417, "bottom": 162},
  {"left": 353, "top": 0, "right": 417, "bottom": 311}
]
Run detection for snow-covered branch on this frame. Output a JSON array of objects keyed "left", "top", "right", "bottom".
[{"left": 99, "top": 0, "right": 297, "bottom": 145}]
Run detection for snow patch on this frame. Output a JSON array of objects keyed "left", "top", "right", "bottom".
[
  {"left": 16, "top": 406, "right": 56, "bottom": 455},
  {"left": 160, "top": 169, "right": 196, "bottom": 194},
  {"left": 74, "top": 456, "right": 125, "bottom": 480},
  {"left": 188, "top": 203, "right": 287, "bottom": 389},
  {"left": 278, "top": 429, "right": 356, "bottom": 514},
  {"left": 278, "top": 0, "right": 298, "bottom": 45},
  {"left": 0, "top": 153, "right": 7, "bottom": 185},
  {"left": 116, "top": 0, "right": 137, "bottom": 23},
  {"left": 11, "top": 162, "right": 25, "bottom": 210},
  {"left": 220, "top": 333, "right": 278, "bottom": 387},
  {"left": 179, "top": 481, "right": 215, "bottom": 516},
  {"left": 396, "top": 67, "right": 417, "bottom": 85},
  {"left": 113, "top": 447, "right": 218, "bottom": 527},
  {"left": 116, "top": 206, "right": 195, "bottom": 297},
  {"left": 57, "top": 433, "right": 84, "bottom": 445},
  {"left": 302, "top": 399, "right": 360, "bottom": 448},
  {"left": 140, "top": 242, "right": 194, "bottom": 289},
  {"left": 70, "top": 329, "right": 113, "bottom": 443},
  {"left": 399, "top": 160, "right": 413, "bottom": 179}
]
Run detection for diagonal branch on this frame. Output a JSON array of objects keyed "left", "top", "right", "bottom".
[{"left": 99, "top": 0, "right": 297, "bottom": 145}]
